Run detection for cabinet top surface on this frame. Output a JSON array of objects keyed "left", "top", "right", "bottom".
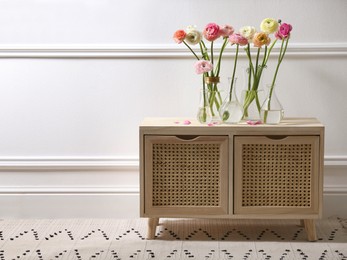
[{"left": 140, "top": 118, "right": 324, "bottom": 128}]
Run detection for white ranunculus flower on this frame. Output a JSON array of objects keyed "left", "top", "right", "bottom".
[
  {"left": 185, "top": 29, "right": 202, "bottom": 45},
  {"left": 239, "top": 26, "right": 256, "bottom": 42}
]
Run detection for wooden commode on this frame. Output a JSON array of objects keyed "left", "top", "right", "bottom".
[{"left": 139, "top": 118, "right": 324, "bottom": 241}]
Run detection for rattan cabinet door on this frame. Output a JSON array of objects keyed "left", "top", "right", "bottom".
[
  {"left": 234, "top": 135, "right": 320, "bottom": 215},
  {"left": 144, "top": 135, "right": 229, "bottom": 217}
]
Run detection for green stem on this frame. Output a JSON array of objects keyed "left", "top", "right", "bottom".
[
  {"left": 210, "top": 41, "right": 214, "bottom": 67},
  {"left": 244, "top": 44, "right": 254, "bottom": 91},
  {"left": 200, "top": 75, "right": 207, "bottom": 123},
  {"left": 245, "top": 44, "right": 255, "bottom": 76},
  {"left": 252, "top": 48, "right": 260, "bottom": 90},
  {"left": 248, "top": 64, "right": 252, "bottom": 91},
  {"left": 260, "top": 45, "right": 268, "bottom": 73},
  {"left": 199, "top": 41, "right": 210, "bottom": 61},
  {"left": 203, "top": 74, "right": 207, "bottom": 106},
  {"left": 252, "top": 48, "right": 261, "bottom": 91},
  {"left": 242, "top": 90, "right": 255, "bottom": 119},
  {"left": 254, "top": 48, "right": 260, "bottom": 77},
  {"left": 269, "top": 38, "right": 287, "bottom": 102},
  {"left": 264, "top": 39, "right": 278, "bottom": 65},
  {"left": 209, "top": 88, "right": 220, "bottom": 116},
  {"left": 264, "top": 37, "right": 289, "bottom": 123},
  {"left": 254, "top": 45, "right": 268, "bottom": 91},
  {"left": 182, "top": 40, "right": 200, "bottom": 60},
  {"left": 279, "top": 37, "right": 289, "bottom": 63},
  {"left": 214, "top": 38, "right": 229, "bottom": 77},
  {"left": 260, "top": 40, "right": 278, "bottom": 122},
  {"left": 229, "top": 44, "right": 239, "bottom": 101}
]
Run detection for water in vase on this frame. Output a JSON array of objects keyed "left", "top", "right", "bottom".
[
  {"left": 261, "top": 109, "right": 284, "bottom": 124},
  {"left": 220, "top": 102, "right": 243, "bottom": 124}
]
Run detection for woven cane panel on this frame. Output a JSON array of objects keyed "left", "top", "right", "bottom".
[
  {"left": 241, "top": 143, "right": 312, "bottom": 207},
  {"left": 152, "top": 143, "right": 221, "bottom": 207}
]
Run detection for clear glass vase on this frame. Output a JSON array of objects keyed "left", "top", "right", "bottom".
[
  {"left": 205, "top": 76, "right": 223, "bottom": 124},
  {"left": 241, "top": 89, "right": 264, "bottom": 121},
  {"left": 241, "top": 68, "right": 265, "bottom": 122},
  {"left": 219, "top": 78, "right": 243, "bottom": 124},
  {"left": 260, "top": 84, "right": 284, "bottom": 124},
  {"left": 197, "top": 89, "right": 213, "bottom": 124}
]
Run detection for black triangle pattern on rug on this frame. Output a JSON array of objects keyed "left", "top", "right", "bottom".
[
  {"left": 0, "top": 247, "right": 346, "bottom": 259},
  {"left": 1, "top": 225, "right": 338, "bottom": 242},
  {"left": 0, "top": 218, "right": 346, "bottom": 259},
  {"left": 153, "top": 218, "right": 346, "bottom": 242}
]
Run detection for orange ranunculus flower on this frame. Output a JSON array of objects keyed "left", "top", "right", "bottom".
[
  {"left": 173, "top": 30, "right": 186, "bottom": 44},
  {"left": 252, "top": 32, "right": 271, "bottom": 48}
]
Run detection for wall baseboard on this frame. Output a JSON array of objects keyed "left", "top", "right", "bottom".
[
  {"left": 0, "top": 193, "right": 345, "bottom": 219},
  {"left": 0, "top": 194, "right": 140, "bottom": 219}
]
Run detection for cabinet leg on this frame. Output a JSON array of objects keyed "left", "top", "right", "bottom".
[
  {"left": 147, "top": 218, "right": 159, "bottom": 240},
  {"left": 303, "top": 219, "right": 317, "bottom": 242}
]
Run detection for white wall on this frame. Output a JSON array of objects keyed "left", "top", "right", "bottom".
[{"left": 0, "top": 0, "right": 346, "bottom": 218}]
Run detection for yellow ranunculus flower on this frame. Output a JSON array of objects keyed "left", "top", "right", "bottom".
[{"left": 260, "top": 18, "right": 279, "bottom": 34}]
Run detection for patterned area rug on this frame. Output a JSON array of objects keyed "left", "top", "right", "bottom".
[{"left": 0, "top": 217, "right": 346, "bottom": 259}]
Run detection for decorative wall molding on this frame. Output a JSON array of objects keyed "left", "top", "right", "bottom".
[
  {"left": 1, "top": 156, "right": 346, "bottom": 196},
  {"left": 0, "top": 43, "right": 346, "bottom": 58},
  {"left": 324, "top": 155, "right": 347, "bottom": 166},
  {"left": 0, "top": 185, "right": 346, "bottom": 195},
  {"left": 0, "top": 157, "right": 139, "bottom": 170},
  {"left": 0, "top": 185, "right": 139, "bottom": 194},
  {"left": 324, "top": 185, "right": 347, "bottom": 194},
  {"left": 0, "top": 155, "right": 346, "bottom": 169}
]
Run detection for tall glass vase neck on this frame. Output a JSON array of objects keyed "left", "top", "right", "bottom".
[{"left": 243, "top": 67, "right": 264, "bottom": 92}]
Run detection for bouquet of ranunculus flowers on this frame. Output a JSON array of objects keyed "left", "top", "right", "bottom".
[
  {"left": 173, "top": 23, "right": 234, "bottom": 123},
  {"left": 173, "top": 18, "right": 292, "bottom": 124},
  {"left": 238, "top": 18, "right": 292, "bottom": 123}
]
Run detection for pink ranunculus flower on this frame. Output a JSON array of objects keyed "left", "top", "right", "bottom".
[
  {"left": 219, "top": 24, "right": 234, "bottom": 38},
  {"left": 275, "top": 31, "right": 284, "bottom": 40},
  {"left": 203, "top": 23, "right": 220, "bottom": 41},
  {"left": 275, "top": 23, "right": 293, "bottom": 40},
  {"left": 173, "top": 30, "right": 186, "bottom": 44},
  {"left": 194, "top": 60, "right": 213, "bottom": 74},
  {"left": 229, "top": 33, "right": 248, "bottom": 46},
  {"left": 279, "top": 23, "right": 292, "bottom": 38}
]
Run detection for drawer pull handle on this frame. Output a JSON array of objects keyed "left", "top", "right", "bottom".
[
  {"left": 175, "top": 135, "right": 200, "bottom": 141},
  {"left": 266, "top": 135, "right": 288, "bottom": 140}
]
